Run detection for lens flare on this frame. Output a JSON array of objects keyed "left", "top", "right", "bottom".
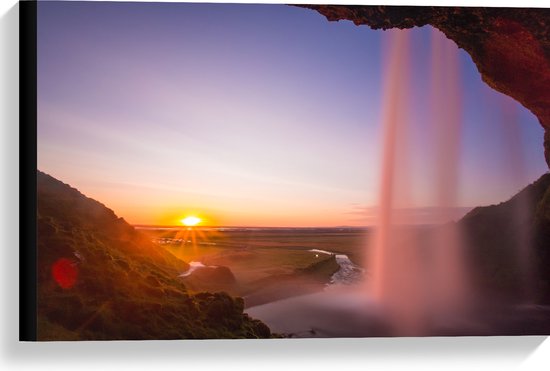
[{"left": 52, "top": 258, "right": 78, "bottom": 289}]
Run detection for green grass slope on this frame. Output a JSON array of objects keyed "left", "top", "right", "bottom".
[{"left": 36, "top": 171, "right": 271, "bottom": 340}]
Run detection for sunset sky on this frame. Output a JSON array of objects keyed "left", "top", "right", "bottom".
[{"left": 37, "top": 2, "right": 548, "bottom": 227}]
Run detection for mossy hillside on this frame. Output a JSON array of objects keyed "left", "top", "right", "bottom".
[{"left": 36, "top": 170, "right": 272, "bottom": 340}]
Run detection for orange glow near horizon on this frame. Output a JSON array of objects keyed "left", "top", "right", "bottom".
[{"left": 85, "top": 190, "right": 365, "bottom": 227}]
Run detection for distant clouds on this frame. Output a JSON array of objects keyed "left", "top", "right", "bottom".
[{"left": 346, "top": 205, "right": 474, "bottom": 226}]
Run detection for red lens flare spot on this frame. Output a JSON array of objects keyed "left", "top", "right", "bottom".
[{"left": 52, "top": 258, "right": 78, "bottom": 289}]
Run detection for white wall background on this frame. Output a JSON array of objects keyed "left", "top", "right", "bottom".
[{"left": 2, "top": 1, "right": 549, "bottom": 370}]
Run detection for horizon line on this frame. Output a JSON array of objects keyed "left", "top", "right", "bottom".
[{"left": 133, "top": 224, "right": 370, "bottom": 229}]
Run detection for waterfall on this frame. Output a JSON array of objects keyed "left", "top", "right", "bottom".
[{"left": 368, "top": 28, "right": 469, "bottom": 335}]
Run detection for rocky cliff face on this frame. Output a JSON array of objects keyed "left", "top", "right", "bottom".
[
  {"left": 301, "top": 5, "right": 550, "bottom": 167},
  {"left": 459, "top": 172, "right": 550, "bottom": 303}
]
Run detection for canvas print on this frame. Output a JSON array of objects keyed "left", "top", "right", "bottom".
[{"left": 27, "top": 1, "right": 550, "bottom": 340}]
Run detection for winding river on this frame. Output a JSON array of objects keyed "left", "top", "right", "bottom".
[
  {"left": 245, "top": 249, "right": 373, "bottom": 337},
  {"left": 308, "top": 249, "right": 364, "bottom": 286}
]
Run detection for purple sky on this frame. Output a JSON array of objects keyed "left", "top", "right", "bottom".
[{"left": 37, "top": 2, "right": 548, "bottom": 226}]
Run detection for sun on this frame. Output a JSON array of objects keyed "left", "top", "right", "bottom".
[{"left": 181, "top": 216, "right": 201, "bottom": 227}]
